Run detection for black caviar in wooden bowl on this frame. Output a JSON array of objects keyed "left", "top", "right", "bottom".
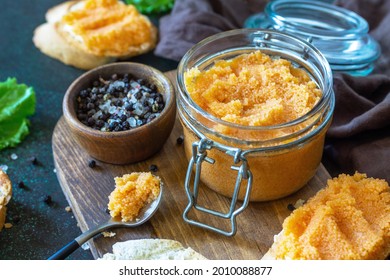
[{"left": 76, "top": 73, "right": 165, "bottom": 132}]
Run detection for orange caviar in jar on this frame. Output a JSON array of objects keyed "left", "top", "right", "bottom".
[{"left": 177, "top": 29, "right": 334, "bottom": 201}]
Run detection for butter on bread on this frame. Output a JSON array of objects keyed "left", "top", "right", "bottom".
[
  {"left": 0, "top": 169, "right": 12, "bottom": 231},
  {"left": 33, "top": 0, "right": 157, "bottom": 69},
  {"left": 262, "top": 173, "right": 390, "bottom": 260},
  {"left": 99, "top": 239, "right": 207, "bottom": 260}
]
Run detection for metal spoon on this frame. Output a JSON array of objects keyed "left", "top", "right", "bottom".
[{"left": 48, "top": 183, "right": 163, "bottom": 260}]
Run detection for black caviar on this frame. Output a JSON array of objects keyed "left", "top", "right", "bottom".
[{"left": 76, "top": 73, "right": 165, "bottom": 132}]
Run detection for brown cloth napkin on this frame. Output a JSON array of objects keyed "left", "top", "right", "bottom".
[
  {"left": 154, "top": 0, "right": 266, "bottom": 61},
  {"left": 326, "top": 73, "right": 390, "bottom": 182},
  {"left": 155, "top": 0, "right": 390, "bottom": 182},
  {"left": 326, "top": 0, "right": 390, "bottom": 182}
]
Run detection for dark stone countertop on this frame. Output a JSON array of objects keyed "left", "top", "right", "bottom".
[{"left": 0, "top": 0, "right": 178, "bottom": 260}]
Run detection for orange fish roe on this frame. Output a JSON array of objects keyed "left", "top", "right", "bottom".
[
  {"left": 184, "top": 50, "right": 321, "bottom": 127},
  {"left": 108, "top": 172, "right": 160, "bottom": 222},
  {"left": 272, "top": 173, "right": 390, "bottom": 259},
  {"left": 60, "top": 0, "right": 156, "bottom": 57}
]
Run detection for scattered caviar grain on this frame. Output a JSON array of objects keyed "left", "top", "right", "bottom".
[
  {"left": 4, "top": 223, "right": 12, "bottom": 229},
  {"left": 149, "top": 164, "right": 158, "bottom": 172},
  {"left": 17, "top": 181, "right": 26, "bottom": 189},
  {"left": 88, "top": 160, "right": 96, "bottom": 168}
]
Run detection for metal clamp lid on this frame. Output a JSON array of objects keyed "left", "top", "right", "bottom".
[{"left": 183, "top": 137, "right": 253, "bottom": 236}]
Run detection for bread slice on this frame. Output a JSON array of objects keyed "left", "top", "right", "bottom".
[
  {"left": 33, "top": 0, "right": 157, "bottom": 70},
  {"left": 33, "top": 22, "right": 113, "bottom": 70},
  {"left": 100, "top": 239, "right": 207, "bottom": 260},
  {"left": 33, "top": 0, "right": 114, "bottom": 70},
  {"left": 54, "top": 0, "right": 157, "bottom": 58},
  {"left": 261, "top": 173, "right": 390, "bottom": 260},
  {"left": 0, "top": 169, "right": 12, "bottom": 231}
]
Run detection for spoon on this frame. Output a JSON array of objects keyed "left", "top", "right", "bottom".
[{"left": 48, "top": 182, "right": 163, "bottom": 260}]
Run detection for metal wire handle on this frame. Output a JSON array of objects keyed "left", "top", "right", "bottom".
[{"left": 183, "top": 137, "right": 253, "bottom": 236}]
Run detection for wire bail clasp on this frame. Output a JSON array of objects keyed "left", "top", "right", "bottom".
[{"left": 183, "top": 137, "right": 253, "bottom": 236}]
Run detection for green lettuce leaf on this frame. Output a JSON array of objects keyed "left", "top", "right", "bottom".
[
  {"left": 125, "top": 0, "right": 174, "bottom": 14},
  {"left": 0, "top": 118, "right": 30, "bottom": 150},
  {"left": 0, "top": 78, "right": 36, "bottom": 150}
]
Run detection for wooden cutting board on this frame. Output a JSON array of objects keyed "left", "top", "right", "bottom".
[{"left": 52, "top": 70, "right": 331, "bottom": 259}]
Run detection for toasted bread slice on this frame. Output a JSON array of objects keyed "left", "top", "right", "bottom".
[
  {"left": 262, "top": 173, "right": 390, "bottom": 260},
  {"left": 33, "top": 22, "right": 113, "bottom": 70},
  {"left": 0, "top": 170, "right": 12, "bottom": 231},
  {"left": 55, "top": 0, "right": 157, "bottom": 57}
]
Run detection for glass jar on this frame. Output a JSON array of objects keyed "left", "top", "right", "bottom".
[
  {"left": 177, "top": 29, "right": 335, "bottom": 236},
  {"left": 245, "top": 0, "right": 381, "bottom": 76}
]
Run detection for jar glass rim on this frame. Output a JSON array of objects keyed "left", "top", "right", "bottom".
[
  {"left": 177, "top": 28, "right": 333, "bottom": 132},
  {"left": 265, "top": 0, "right": 368, "bottom": 38}
]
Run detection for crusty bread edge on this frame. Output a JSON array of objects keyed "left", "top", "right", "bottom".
[
  {"left": 45, "top": 0, "right": 78, "bottom": 23},
  {"left": 0, "top": 170, "right": 12, "bottom": 232},
  {"left": 261, "top": 230, "right": 282, "bottom": 260},
  {"left": 33, "top": 23, "right": 113, "bottom": 70},
  {"left": 0, "top": 170, "right": 12, "bottom": 206}
]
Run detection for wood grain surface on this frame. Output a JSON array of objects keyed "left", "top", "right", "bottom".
[{"left": 52, "top": 70, "right": 331, "bottom": 260}]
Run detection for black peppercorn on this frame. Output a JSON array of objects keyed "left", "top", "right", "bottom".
[
  {"left": 87, "top": 117, "right": 95, "bottom": 126},
  {"left": 287, "top": 203, "right": 296, "bottom": 211},
  {"left": 149, "top": 164, "right": 158, "bottom": 172},
  {"left": 88, "top": 159, "right": 96, "bottom": 168},
  {"left": 11, "top": 215, "right": 20, "bottom": 224},
  {"left": 43, "top": 195, "right": 52, "bottom": 205},
  {"left": 87, "top": 103, "right": 95, "bottom": 110},
  {"left": 76, "top": 73, "right": 165, "bottom": 132},
  {"left": 28, "top": 156, "right": 39, "bottom": 165},
  {"left": 176, "top": 135, "right": 184, "bottom": 145}
]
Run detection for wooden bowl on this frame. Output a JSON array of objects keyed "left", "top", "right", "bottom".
[{"left": 62, "top": 62, "right": 176, "bottom": 164}]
